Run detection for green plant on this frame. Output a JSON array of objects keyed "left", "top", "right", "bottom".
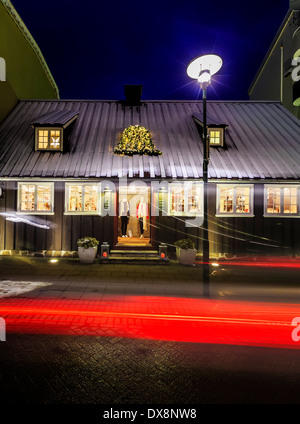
[
  {"left": 77, "top": 237, "right": 99, "bottom": 249},
  {"left": 174, "top": 238, "right": 195, "bottom": 250}
]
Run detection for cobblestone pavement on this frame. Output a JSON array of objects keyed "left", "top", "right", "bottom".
[
  {"left": 0, "top": 256, "right": 300, "bottom": 406},
  {"left": 2, "top": 333, "right": 300, "bottom": 405}
]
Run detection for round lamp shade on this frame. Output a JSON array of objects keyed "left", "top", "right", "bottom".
[{"left": 187, "top": 54, "right": 223, "bottom": 79}]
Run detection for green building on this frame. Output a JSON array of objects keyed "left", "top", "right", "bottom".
[
  {"left": 249, "top": 7, "right": 300, "bottom": 119},
  {"left": 0, "top": 0, "right": 59, "bottom": 123}
]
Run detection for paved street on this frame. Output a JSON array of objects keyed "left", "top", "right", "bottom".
[{"left": 0, "top": 255, "right": 300, "bottom": 407}]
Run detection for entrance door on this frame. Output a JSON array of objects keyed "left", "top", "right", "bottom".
[{"left": 117, "top": 185, "right": 151, "bottom": 246}]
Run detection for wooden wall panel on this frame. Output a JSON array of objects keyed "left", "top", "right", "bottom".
[
  {"left": 0, "top": 181, "right": 7, "bottom": 250},
  {"left": 52, "top": 182, "right": 63, "bottom": 251},
  {"left": 4, "top": 181, "right": 16, "bottom": 250}
]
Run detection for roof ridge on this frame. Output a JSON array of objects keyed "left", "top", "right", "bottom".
[{"left": 18, "top": 99, "right": 283, "bottom": 104}]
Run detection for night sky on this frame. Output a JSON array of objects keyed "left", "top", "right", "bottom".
[{"left": 11, "top": 0, "right": 289, "bottom": 101}]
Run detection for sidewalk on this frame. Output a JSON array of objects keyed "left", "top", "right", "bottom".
[{"left": 0, "top": 255, "right": 300, "bottom": 302}]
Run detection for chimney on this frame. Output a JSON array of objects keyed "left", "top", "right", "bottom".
[{"left": 124, "top": 84, "right": 143, "bottom": 106}]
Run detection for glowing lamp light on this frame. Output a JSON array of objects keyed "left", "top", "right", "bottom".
[
  {"left": 159, "top": 243, "right": 168, "bottom": 260},
  {"left": 100, "top": 242, "right": 109, "bottom": 260},
  {"left": 187, "top": 54, "right": 222, "bottom": 90},
  {"left": 198, "top": 70, "right": 211, "bottom": 89}
]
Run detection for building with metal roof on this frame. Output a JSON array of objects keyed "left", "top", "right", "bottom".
[{"left": 0, "top": 97, "right": 299, "bottom": 259}]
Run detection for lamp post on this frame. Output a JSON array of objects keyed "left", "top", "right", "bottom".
[{"left": 187, "top": 54, "right": 223, "bottom": 297}]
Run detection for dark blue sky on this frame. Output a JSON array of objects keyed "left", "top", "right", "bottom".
[{"left": 12, "top": 0, "right": 289, "bottom": 101}]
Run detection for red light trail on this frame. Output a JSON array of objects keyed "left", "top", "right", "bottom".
[
  {"left": 195, "top": 258, "right": 300, "bottom": 269},
  {"left": 0, "top": 295, "right": 299, "bottom": 349}
]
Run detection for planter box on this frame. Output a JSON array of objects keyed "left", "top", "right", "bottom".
[
  {"left": 178, "top": 248, "right": 197, "bottom": 265},
  {"left": 78, "top": 246, "right": 98, "bottom": 264}
]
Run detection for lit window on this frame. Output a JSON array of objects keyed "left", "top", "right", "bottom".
[
  {"left": 187, "top": 183, "right": 202, "bottom": 213},
  {"left": 208, "top": 128, "right": 224, "bottom": 146},
  {"left": 170, "top": 186, "right": 185, "bottom": 214},
  {"left": 18, "top": 183, "right": 54, "bottom": 214},
  {"left": 169, "top": 182, "right": 202, "bottom": 215},
  {"left": 84, "top": 185, "right": 98, "bottom": 212},
  {"left": 50, "top": 130, "right": 61, "bottom": 149},
  {"left": 36, "top": 128, "right": 62, "bottom": 151},
  {"left": 38, "top": 130, "right": 48, "bottom": 149},
  {"left": 217, "top": 185, "right": 253, "bottom": 216},
  {"left": 65, "top": 184, "right": 100, "bottom": 214},
  {"left": 236, "top": 186, "right": 250, "bottom": 213},
  {"left": 36, "top": 185, "right": 52, "bottom": 211},
  {"left": 266, "top": 187, "right": 281, "bottom": 214},
  {"left": 219, "top": 187, "right": 233, "bottom": 213},
  {"left": 265, "top": 185, "right": 299, "bottom": 216},
  {"left": 283, "top": 187, "right": 298, "bottom": 214}
]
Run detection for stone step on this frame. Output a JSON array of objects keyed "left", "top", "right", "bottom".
[
  {"left": 110, "top": 249, "right": 158, "bottom": 257},
  {"left": 99, "top": 256, "right": 169, "bottom": 265}
]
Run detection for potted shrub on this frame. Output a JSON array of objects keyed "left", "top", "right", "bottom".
[
  {"left": 174, "top": 238, "right": 197, "bottom": 265},
  {"left": 77, "top": 237, "right": 99, "bottom": 264}
]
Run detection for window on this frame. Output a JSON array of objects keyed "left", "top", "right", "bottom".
[
  {"left": 18, "top": 183, "right": 54, "bottom": 214},
  {"left": 217, "top": 185, "right": 253, "bottom": 216},
  {"left": 208, "top": 128, "right": 224, "bottom": 147},
  {"left": 65, "top": 183, "right": 100, "bottom": 214},
  {"left": 169, "top": 182, "right": 202, "bottom": 216},
  {"left": 103, "top": 187, "right": 112, "bottom": 212},
  {"left": 35, "top": 128, "right": 63, "bottom": 151},
  {"left": 265, "top": 185, "right": 300, "bottom": 216}
]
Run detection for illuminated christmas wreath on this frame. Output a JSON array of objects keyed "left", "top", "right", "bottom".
[{"left": 114, "top": 125, "right": 162, "bottom": 156}]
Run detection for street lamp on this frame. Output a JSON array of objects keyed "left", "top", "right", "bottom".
[{"left": 187, "top": 54, "right": 223, "bottom": 297}]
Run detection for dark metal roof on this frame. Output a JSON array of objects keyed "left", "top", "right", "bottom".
[
  {"left": 31, "top": 109, "right": 78, "bottom": 127},
  {"left": 0, "top": 99, "right": 299, "bottom": 180},
  {"left": 192, "top": 113, "right": 228, "bottom": 127}
]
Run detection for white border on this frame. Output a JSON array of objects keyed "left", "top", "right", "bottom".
[
  {"left": 216, "top": 184, "right": 254, "bottom": 217},
  {"left": 17, "top": 182, "right": 54, "bottom": 215}
]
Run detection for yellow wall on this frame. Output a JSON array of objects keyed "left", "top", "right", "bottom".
[{"left": 0, "top": 1, "right": 59, "bottom": 122}]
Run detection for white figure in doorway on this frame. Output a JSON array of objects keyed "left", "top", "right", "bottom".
[{"left": 136, "top": 197, "right": 149, "bottom": 238}]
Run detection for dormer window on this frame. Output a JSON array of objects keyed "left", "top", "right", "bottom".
[
  {"left": 36, "top": 128, "right": 63, "bottom": 151},
  {"left": 208, "top": 128, "right": 224, "bottom": 147},
  {"left": 192, "top": 114, "right": 227, "bottom": 148},
  {"left": 32, "top": 109, "right": 78, "bottom": 153}
]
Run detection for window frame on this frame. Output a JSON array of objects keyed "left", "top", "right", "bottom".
[
  {"left": 264, "top": 184, "right": 300, "bottom": 217},
  {"left": 17, "top": 182, "right": 54, "bottom": 215},
  {"left": 64, "top": 183, "right": 101, "bottom": 215},
  {"left": 208, "top": 127, "right": 224, "bottom": 147},
  {"left": 168, "top": 182, "right": 203, "bottom": 216},
  {"left": 216, "top": 184, "right": 254, "bottom": 217},
  {"left": 35, "top": 127, "right": 63, "bottom": 152}
]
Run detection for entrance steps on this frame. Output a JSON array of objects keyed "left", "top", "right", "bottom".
[{"left": 99, "top": 249, "right": 169, "bottom": 265}]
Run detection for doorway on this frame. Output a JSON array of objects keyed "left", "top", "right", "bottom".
[{"left": 117, "top": 185, "right": 151, "bottom": 247}]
